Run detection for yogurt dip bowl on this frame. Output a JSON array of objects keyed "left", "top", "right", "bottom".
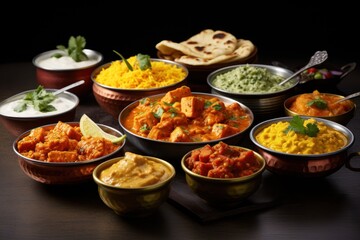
[
  {"left": 0, "top": 88, "right": 79, "bottom": 136},
  {"left": 33, "top": 49, "right": 103, "bottom": 98}
]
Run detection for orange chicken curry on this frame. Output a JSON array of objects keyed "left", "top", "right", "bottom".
[
  {"left": 17, "top": 121, "right": 120, "bottom": 162},
  {"left": 123, "top": 86, "right": 252, "bottom": 142}
]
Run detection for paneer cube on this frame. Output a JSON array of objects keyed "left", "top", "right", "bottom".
[
  {"left": 17, "top": 127, "right": 46, "bottom": 152},
  {"left": 147, "top": 121, "right": 173, "bottom": 140},
  {"left": 53, "top": 121, "right": 82, "bottom": 141},
  {"left": 133, "top": 110, "right": 158, "bottom": 133},
  {"left": 211, "top": 123, "right": 233, "bottom": 138},
  {"left": 169, "top": 126, "right": 190, "bottom": 142},
  {"left": 47, "top": 151, "right": 78, "bottom": 162},
  {"left": 181, "top": 96, "right": 204, "bottom": 118},
  {"left": 160, "top": 86, "right": 191, "bottom": 104}
]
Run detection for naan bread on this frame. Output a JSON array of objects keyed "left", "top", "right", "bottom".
[
  {"left": 220, "top": 39, "right": 256, "bottom": 63},
  {"left": 156, "top": 30, "right": 256, "bottom": 66},
  {"left": 174, "top": 39, "right": 256, "bottom": 66},
  {"left": 174, "top": 52, "right": 238, "bottom": 66},
  {"left": 156, "top": 29, "right": 237, "bottom": 60},
  {"left": 156, "top": 40, "right": 194, "bottom": 58},
  {"left": 179, "top": 29, "right": 238, "bottom": 59}
]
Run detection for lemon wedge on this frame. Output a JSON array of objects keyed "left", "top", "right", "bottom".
[{"left": 79, "top": 114, "right": 126, "bottom": 144}]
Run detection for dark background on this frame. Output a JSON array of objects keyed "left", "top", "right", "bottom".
[{"left": 1, "top": 2, "right": 359, "bottom": 64}]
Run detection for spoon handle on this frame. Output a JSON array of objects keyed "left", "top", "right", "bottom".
[
  {"left": 279, "top": 51, "right": 328, "bottom": 86},
  {"left": 53, "top": 80, "right": 85, "bottom": 95},
  {"left": 334, "top": 91, "right": 360, "bottom": 104}
]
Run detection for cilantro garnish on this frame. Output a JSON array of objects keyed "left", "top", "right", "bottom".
[
  {"left": 307, "top": 97, "right": 328, "bottom": 109},
  {"left": 140, "top": 124, "right": 150, "bottom": 132},
  {"left": 14, "top": 86, "right": 56, "bottom": 113},
  {"left": 52, "top": 35, "right": 89, "bottom": 62},
  {"left": 212, "top": 104, "right": 222, "bottom": 111},
  {"left": 136, "top": 53, "right": 152, "bottom": 70},
  {"left": 204, "top": 101, "right": 212, "bottom": 109},
  {"left": 113, "top": 51, "right": 152, "bottom": 71},
  {"left": 284, "top": 115, "right": 319, "bottom": 137},
  {"left": 113, "top": 50, "right": 133, "bottom": 71},
  {"left": 153, "top": 107, "right": 164, "bottom": 119}
]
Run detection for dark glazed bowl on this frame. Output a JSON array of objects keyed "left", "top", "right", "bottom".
[
  {"left": 0, "top": 89, "right": 79, "bottom": 136},
  {"left": 91, "top": 59, "right": 188, "bottom": 118},
  {"left": 33, "top": 49, "right": 103, "bottom": 98},
  {"left": 13, "top": 122, "right": 125, "bottom": 184},
  {"left": 250, "top": 116, "right": 355, "bottom": 178}
]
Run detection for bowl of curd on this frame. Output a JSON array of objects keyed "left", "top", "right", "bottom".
[
  {"left": 33, "top": 48, "right": 103, "bottom": 98},
  {"left": 0, "top": 86, "right": 79, "bottom": 136}
]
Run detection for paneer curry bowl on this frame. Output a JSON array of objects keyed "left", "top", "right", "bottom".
[
  {"left": 118, "top": 86, "right": 254, "bottom": 162},
  {"left": 13, "top": 121, "right": 125, "bottom": 184}
]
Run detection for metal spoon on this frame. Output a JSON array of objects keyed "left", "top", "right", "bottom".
[
  {"left": 333, "top": 91, "right": 360, "bottom": 104},
  {"left": 278, "top": 51, "right": 328, "bottom": 86},
  {"left": 53, "top": 80, "right": 85, "bottom": 95}
]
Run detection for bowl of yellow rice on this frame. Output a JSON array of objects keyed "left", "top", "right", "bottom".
[{"left": 91, "top": 56, "right": 188, "bottom": 118}]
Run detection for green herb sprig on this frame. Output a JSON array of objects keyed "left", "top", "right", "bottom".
[
  {"left": 284, "top": 115, "right": 319, "bottom": 137},
  {"left": 307, "top": 97, "right": 328, "bottom": 109},
  {"left": 14, "top": 86, "right": 56, "bottom": 113},
  {"left": 52, "top": 35, "right": 89, "bottom": 62},
  {"left": 113, "top": 51, "right": 152, "bottom": 71}
]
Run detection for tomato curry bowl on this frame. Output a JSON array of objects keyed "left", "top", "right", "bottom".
[
  {"left": 119, "top": 86, "right": 254, "bottom": 163},
  {"left": 181, "top": 141, "right": 266, "bottom": 206}
]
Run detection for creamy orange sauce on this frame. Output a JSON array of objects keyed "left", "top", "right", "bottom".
[
  {"left": 100, "top": 152, "right": 172, "bottom": 188},
  {"left": 289, "top": 90, "right": 353, "bottom": 117},
  {"left": 123, "top": 86, "right": 252, "bottom": 142}
]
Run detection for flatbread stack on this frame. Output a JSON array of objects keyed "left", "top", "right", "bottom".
[{"left": 156, "top": 29, "right": 256, "bottom": 66}]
